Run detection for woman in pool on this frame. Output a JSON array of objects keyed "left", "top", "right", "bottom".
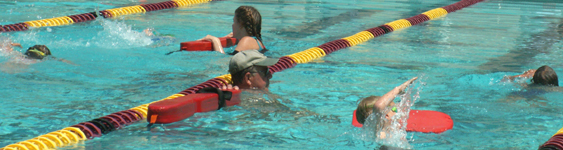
[
  {"left": 355, "top": 77, "right": 417, "bottom": 138},
  {"left": 199, "top": 6, "right": 267, "bottom": 55},
  {"left": 504, "top": 65, "right": 558, "bottom": 86}
]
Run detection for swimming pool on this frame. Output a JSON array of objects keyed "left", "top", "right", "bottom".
[{"left": 1, "top": 0, "right": 563, "bottom": 149}]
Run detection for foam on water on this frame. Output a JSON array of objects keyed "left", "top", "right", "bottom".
[{"left": 93, "top": 19, "right": 153, "bottom": 48}]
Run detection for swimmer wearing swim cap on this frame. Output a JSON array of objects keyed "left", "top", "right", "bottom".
[
  {"left": 24, "top": 45, "right": 51, "bottom": 60},
  {"left": 354, "top": 77, "right": 417, "bottom": 138}
]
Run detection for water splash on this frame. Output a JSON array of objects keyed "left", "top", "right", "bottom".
[
  {"left": 93, "top": 19, "right": 153, "bottom": 48},
  {"left": 361, "top": 76, "right": 426, "bottom": 149},
  {"left": 0, "top": 36, "right": 12, "bottom": 56}
]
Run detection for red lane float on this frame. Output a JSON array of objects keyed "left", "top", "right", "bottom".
[
  {"left": 148, "top": 89, "right": 241, "bottom": 124},
  {"left": 180, "top": 37, "right": 237, "bottom": 51},
  {"left": 352, "top": 109, "right": 453, "bottom": 134}
]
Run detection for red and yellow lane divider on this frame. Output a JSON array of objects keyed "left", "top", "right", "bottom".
[
  {"left": 2, "top": 127, "right": 86, "bottom": 150},
  {"left": 539, "top": 127, "right": 563, "bottom": 149},
  {"left": 1, "top": 0, "right": 484, "bottom": 149},
  {"left": 0, "top": 0, "right": 215, "bottom": 33}
]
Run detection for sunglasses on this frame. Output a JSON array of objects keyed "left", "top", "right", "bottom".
[{"left": 252, "top": 66, "right": 272, "bottom": 80}]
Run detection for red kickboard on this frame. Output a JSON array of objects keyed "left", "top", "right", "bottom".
[
  {"left": 352, "top": 109, "right": 453, "bottom": 134},
  {"left": 148, "top": 90, "right": 241, "bottom": 124},
  {"left": 180, "top": 37, "right": 237, "bottom": 51}
]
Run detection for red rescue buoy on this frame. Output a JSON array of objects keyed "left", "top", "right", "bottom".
[
  {"left": 180, "top": 37, "right": 237, "bottom": 51},
  {"left": 352, "top": 109, "right": 453, "bottom": 134},
  {"left": 147, "top": 89, "right": 241, "bottom": 124}
]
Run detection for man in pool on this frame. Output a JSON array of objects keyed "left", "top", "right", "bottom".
[
  {"left": 355, "top": 77, "right": 417, "bottom": 138},
  {"left": 223, "top": 50, "right": 278, "bottom": 91}
]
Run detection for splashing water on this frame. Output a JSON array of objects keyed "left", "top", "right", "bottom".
[
  {"left": 361, "top": 76, "right": 426, "bottom": 149},
  {"left": 93, "top": 19, "right": 153, "bottom": 48}
]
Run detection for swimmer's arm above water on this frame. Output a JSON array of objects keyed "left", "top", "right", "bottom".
[
  {"left": 11, "top": 43, "right": 22, "bottom": 48},
  {"left": 503, "top": 69, "right": 536, "bottom": 81},
  {"left": 374, "top": 77, "right": 418, "bottom": 111},
  {"left": 199, "top": 35, "right": 225, "bottom": 54}
]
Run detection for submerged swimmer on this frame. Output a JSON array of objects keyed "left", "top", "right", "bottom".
[
  {"left": 503, "top": 65, "right": 558, "bottom": 87},
  {"left": 21, "top": 45, "right": 74, "bottom": 64},
  {"left": 1, "top": 45, "right": 76, "bottom": 73},
  {"left": 502, "top": 65, "right": 560, "bottom": 101},
  {"left": 355, "top": 77, "right": 418, "bottom": 139},
  {"left": 143, "top": 28, "right": 176, "bottom": 47}
]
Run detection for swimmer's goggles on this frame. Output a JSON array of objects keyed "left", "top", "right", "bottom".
[{"left": 365, "top": 104, "right": 398, "bottom": 113}]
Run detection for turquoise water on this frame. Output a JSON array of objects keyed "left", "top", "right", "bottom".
[{"left": 2, "top": 0, "right": 563, "bottom": 149}]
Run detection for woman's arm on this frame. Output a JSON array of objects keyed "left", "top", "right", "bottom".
[
  {"left": 10, "top": 43, "right": 22, "bottom": 48},
  {"left": 374, "top": 77, "right": 418, "bottom": 111},
  {"left": 200, "top": 35, "right": 224, "bottom": 53},
  {"left": 503, "top": 69, "right": 536, "bottom": 81}
]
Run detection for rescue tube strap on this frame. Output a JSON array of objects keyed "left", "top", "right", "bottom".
[{"left": 196, "top": 87, "right": 232, "bottom": 110}]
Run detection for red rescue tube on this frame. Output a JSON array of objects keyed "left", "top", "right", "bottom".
[
  {"left": 147, "top": 89, "right": 241, "bottom": 124},
  {"left": 180, "top": 37, "right": 237, "bottom": 51},
  {"left": 352, "top": 109, "right": 453, "bottom": 134}
]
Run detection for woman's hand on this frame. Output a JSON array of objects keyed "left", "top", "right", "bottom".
[
  {"left": 502, "top": 69, "right": 536, "bottom": 82},
  {"left": 223, "top": 32, "right": 233, "bottom": 38},
  {"left": 397, "top": 77, "right": 418, "bottom": 91},
  {"left": 10, "top": 43, "right": 22, "bottom": 48},
  {"left": 199, "top": 35, "right": 218, "bottom": 41},
  {"left": 521, "top": 69, "right": 536, "bottom": 77},
  {"left": 199, "top": 35, "right": 224, "bottom": 53},
  {"left": 143, "top": 28, "right": 154, "bottom": 36}
]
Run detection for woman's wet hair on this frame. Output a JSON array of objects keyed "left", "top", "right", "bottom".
[
  {"left": 24, "top": 45, "right": 51, "bottom": 59},
  {"left": 356, "top": 96, "right": 381, "bottom": 124},
  {"left": 235, "top": 6, "right": 263, "bottom": 43},
  {"left": 532, "top": 65, "right": 559, "bottom": 86}
]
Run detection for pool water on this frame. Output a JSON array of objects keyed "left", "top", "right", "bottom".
[{"left": 2, "top": 0, "right": 563, "bottom": 149}]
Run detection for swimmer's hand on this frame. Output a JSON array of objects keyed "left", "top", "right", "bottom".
[
  {"left": 398, "top": 77, "right": 418, "bottom": 91},
  {"left": 143, "top": 28, "right": 154, "bottom": 37},
  {"left": 521, "top": 69, "right": 536, "bottom": 77},
  {"left": 502, "top": 69, "right": 536, "bottom": 82},
  {"left": 199, "top": 35, "right": 224, "bottom": 53},
  {"left": 223, "top": 32, "right": 233, "bottom": 38},
  {"left": 11, "top": 43, "right": 22, "bottom": 48}
]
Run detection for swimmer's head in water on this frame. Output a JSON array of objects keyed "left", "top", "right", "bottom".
[
  {"left": 25, "top": 45, "right": 51, "bottom": 59},
  {"left": 356, "top": 96, "right": 381, "bottom": 124},
  {"left": 532, "top": 65, "right": 559, "bottom": 86}
]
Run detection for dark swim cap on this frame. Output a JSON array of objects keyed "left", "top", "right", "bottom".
[{"left": 24, "top": 45, "right": 51, "bottom": 59}]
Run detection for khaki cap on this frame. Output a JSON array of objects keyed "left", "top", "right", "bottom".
[{"left": 228, "top": 50, "right": 279, "bottom": 74}]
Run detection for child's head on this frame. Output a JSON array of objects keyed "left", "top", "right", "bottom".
[
  {"left": 355, "top": 96, "right": 381, "bottom": 125},
  {"left": 532, "top": 65, "right": 559, "bottom": 86},
  {"left": 233, "top": 6, "right": 262, "bottom": 40},
  {"left": 24, "top": 45, "right": 51, "bottom": 59}
]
